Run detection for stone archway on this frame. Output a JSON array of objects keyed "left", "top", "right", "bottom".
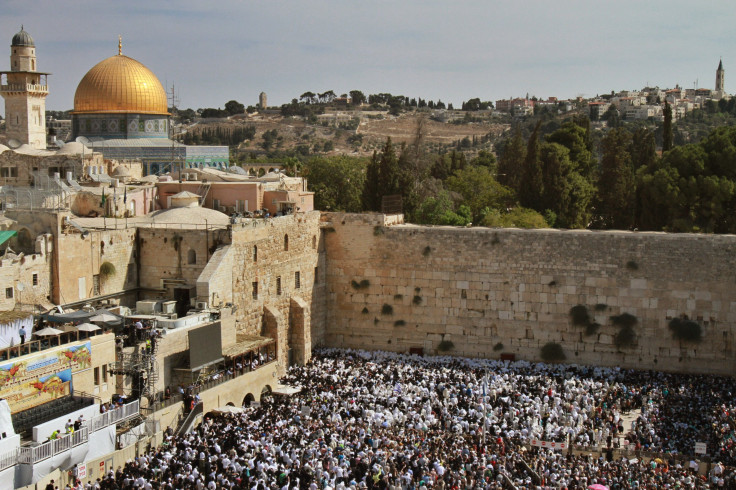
[{"left": 242, "top": 393, "right": 255, "bottom": 407}]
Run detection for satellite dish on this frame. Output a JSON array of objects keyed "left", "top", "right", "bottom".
[
  {"left": 16, "top": 282, "right": 25, "bottom": 292},
  {"left": 7, "top": 139, "right": 20, "bottom": 149}
]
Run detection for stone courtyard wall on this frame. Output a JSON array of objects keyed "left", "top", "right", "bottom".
[{"left": 322, "top": 213, "right": 736, "bottom": 375}]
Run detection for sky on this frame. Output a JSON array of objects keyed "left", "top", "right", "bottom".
[{"left": 1, "top": 0, "right": 734, "bottom": 112}]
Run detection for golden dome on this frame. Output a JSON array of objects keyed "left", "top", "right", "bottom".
[{"left": 72, "top": 54, "right": 168, "bottom": 115}]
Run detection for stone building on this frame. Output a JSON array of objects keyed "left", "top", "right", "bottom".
[{"left": 0, "top": 27, "right": 49, "bottom": 149}]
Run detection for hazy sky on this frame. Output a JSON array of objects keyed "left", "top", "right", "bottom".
[{"left": 1, "top": 1, "right": 734, "bottom": 112}]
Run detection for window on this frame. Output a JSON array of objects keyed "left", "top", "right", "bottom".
[
  {"left": 284, "top": 234, "right": 289, "bottom": 251},
  {"left": 312, "top": 235, "right": 317, "bottom": 249},
  {"left": 0, "top": 167, "right": 18, "bottom": 178},
  {"left": 252, "top": 281, "right": 258, "bottom": 299},
  {"left": 213, "top": 199, "right": 221, "bottom": 211},
  {"left": 32, "top": 273, "right": 38, "bottom": 286},
  {"left": 276, "top": 277, "right": 282, "bottom": 295},
  {"left": 94, "top": 367, "right": 100, "bottom": 386},
  {"left": 5, "top": 287, "right": 13, "bottom": 299},
  {"left": 314, "top": 267, "right": 319, "bottom": 284},
  {"left": 253, "top": 245, "right": 257, "bottom": 262},
  {"left": 93, "top": 275, "right": 100, "bottom": 296},
  {"left": 295, "top": 271, "right": 301, "bottom": 289},
  {"left": 102, "top": 365, "right": 108, "bottom": 383},
  {"left": 187, "top": 249, "right": 196, "bottom": 265}
]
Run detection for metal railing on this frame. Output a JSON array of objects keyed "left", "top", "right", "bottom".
[{"left": 15, "top": 399, "right": 139, "bottom": 465}]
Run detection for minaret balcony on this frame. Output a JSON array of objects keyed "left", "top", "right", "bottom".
[{"left": 0, "top": 83, "right": 48, "bottom": 94}]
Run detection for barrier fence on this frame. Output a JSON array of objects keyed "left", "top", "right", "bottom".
[{"left": 13, "top": 399, "right": 139, "bottom": 466}]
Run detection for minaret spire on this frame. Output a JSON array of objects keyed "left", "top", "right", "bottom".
[{"left": 118, "top": 35, "right": 122, "bottom": 55}]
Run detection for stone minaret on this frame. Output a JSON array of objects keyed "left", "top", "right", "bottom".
[
  {"left": 0, "top": 27, "right": 49, "bottom": 149},
  {"left": 716, "top": 59, "right": 725, "bottom": 94}
]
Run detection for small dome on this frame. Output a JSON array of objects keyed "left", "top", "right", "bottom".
[
  {"left": 73, "top": 54, "right": 169, "bottom": 114},
  {"left": 147, "top": 206, "right": 229, "bottom": 226},
  {"left": 112, "top": 166, "right": 131, "bottom": 177},
  {"left": 55, "top": 141, "right": 87, "bottom": 155},
  {"left": 12, "top": 27, "right": 34, "bottom": 47}
]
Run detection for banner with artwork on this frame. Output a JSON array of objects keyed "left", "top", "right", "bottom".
[{"left": 0, "top": 341, "right": 91, "bottom": 413}]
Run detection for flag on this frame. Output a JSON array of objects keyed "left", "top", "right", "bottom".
[{"left": 101, "top": 187, "right": 106, "bottom": 205}]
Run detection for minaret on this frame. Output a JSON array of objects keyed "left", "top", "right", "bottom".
[
  {"left": 0, "top": 26, "right": 50, "bottom": 149},
  {"left": 716, "top": 59, "right": 725, "bottom": 94}
]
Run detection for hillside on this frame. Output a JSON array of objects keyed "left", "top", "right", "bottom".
[{"left": 175, "top": 110, "right": 510, "bottom": 159}]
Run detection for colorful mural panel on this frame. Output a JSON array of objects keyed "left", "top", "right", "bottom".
[{"left": 0, "top": 342, "right": 91, "bottom": 412}]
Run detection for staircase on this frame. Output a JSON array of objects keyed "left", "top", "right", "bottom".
[{"left": 196, "top": 182, "right": 211, "bottom": 205}]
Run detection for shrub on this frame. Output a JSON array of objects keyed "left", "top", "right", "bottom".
[
  {"left": 394, "top": 294, "right": 403, "bottom": 300},
  {"left": 373, "top": 226, "right": 384, "bottom": 236},
  {"left": 493, "top": 342, "right": 504, "bottom": 351},
  {"left": 361, "top": 307, "right": 369, "bottom": 314},
  {"left": 381, "top": 304, "right": 393, "bottom": 315},
  {"left": 615, "top": 325, "right": 637, "bottom": 349},
  {"left": 611, "top": 313, "right": 638, "bottom": 329},
  {"left": 569, "top": 305, "right": 591, "bottom": 327},
  {"left": 423, "top": 246, "right": 431, "bottom": 256},
  {"left": 351, "top": 279, "right": 370, "bottom": 290},
  {"left": 540, "top": 342, "right": 566, "bottom": 362},
  {"left": 585, "top": 322, "right": 601, "bottom": 336},
  {"left": 594, "top": 303, "right": 608, "bottom": 312},
  {"left": 669, "top": 316, "right": 703, "bottom": 342},
  {"left": 99, "top": 261, "right": 116, "bottom": 278},
  {"left": 394, "top": 320, "right": 406, "bottom": 327},
  {"left": 413, "top": 295, "right": 422, "bottom": 305},
  {"left": 437, "top": 340, "right": 454, "bottom": 352}
]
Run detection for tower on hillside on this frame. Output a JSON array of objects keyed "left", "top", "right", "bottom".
[
  {"left": 716, "top": 59, "right": 725, "bottom": 95},
  {"left": 259, "top": 92, "right": 267, "bottom": 110},
  {"left": 0, "top": 26, "right": 50, "bottom": 149}
]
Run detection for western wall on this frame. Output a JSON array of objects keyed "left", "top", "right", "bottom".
[{"left": 321, "top": 212, "right": 736, "bottom": 375}]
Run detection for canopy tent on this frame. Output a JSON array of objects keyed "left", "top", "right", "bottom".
[
  {"left": 0, "top": 230, "right": 17, "bottom": 247},
  {"left": 272, "top": 384, "right": 302, "bottom": 396},
  {"left": 0, "top": 311, "right": 33, "bottom": 348},
  {"left": 76, "top": 323, "right": 101, "bottom": 332},
  {"left": 34, "top": 326, "right": 64, "bottom": 336},
  {"left": 43, "top": 308, "right": 122, "bottom": 325}
]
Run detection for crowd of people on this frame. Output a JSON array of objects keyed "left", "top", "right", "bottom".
[{"left": 84, "top": 349, "right": 735, "bottom": 489}]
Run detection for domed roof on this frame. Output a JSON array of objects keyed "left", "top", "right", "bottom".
[
  {"left": 72, "top": 54, "right": 168, "bottom": 115},
  {"left": 55, "top": 141, "right": 87, "bottom": 155},
  {"left": 111, "top": 166, "right": 131, "bottom": 177},
  {"left": 12, "top": 27, "right": 34, "bottom": 47},
  {"left": 147, "top": 206, "right": 229, "bottom": 227}
]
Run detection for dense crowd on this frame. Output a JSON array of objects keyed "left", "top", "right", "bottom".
[{"left": 85, "top": 349, "right": 735, "bottom": 489}]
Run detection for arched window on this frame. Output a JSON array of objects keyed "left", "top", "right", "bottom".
[
  {"left": 253, "top": 245, "right": 257, "bottom": 262},
  {"left": 284, "top": 234, "right": 289, "bottom": 251},
  {"left": 187, "top": 249, "right": 196, "bottom": 265}
]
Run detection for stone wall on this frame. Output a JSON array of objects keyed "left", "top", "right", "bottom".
[
  {"left": 55, "top": 228, "right": 137, "bottom": 304},
  {"left": 323, "top": 213, "right": 736, "bottom": 375},
  {"left": 226, "top": 212, "right": 324, "bottom": 369}
]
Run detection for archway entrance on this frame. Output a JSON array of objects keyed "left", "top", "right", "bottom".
[{"left": 242, "top": 393, "right": 255, "bottom": 407}]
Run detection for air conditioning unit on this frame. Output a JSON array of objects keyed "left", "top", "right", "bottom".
[
  {"left": 161, "top": 300, "right": 177, "bottom": 314},
  {"left": 188, "top": 173, "right": 197, "bottom": 181},
  {"left": 196, "top": 301, "right": 208, "bottom": 310}
]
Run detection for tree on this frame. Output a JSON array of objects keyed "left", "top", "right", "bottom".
[
  {"left": 300, "top": 92, "right": 316, "bottom": 104},
  {"left": 224, "top": 100, "right": 245, "bottom": 116},
  {"left": 362, "top": 151, "right": 380, "bottom": 211},
  {"left": 482, "top": 207, "right": 549, "bottom": 228},
  {"left": 663, "top": 100, "right": 673, "bottom": 152},
  {"left": 414, "top": 190, "right": 471, "bottom": 226},
  {"left": 597, "top": 129, "right": 635, "bottom": 229},
  {"left": 445, "top": 166, "right": 513, "bottom": 224},
  {"left": 349, "top": 90, "right": 366, "bottom": 106},
  {"left": 519, "top": 121, "right": 544, "bottom": 210},
  {"left": 319, "top": 90, "right": 336, "bottom": 103},
  {"left": 497, "top": 128, "right": 526, "bottom": 193},
  {"left": 304, "top": 156, "right": 367, "bottom": 212}
]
